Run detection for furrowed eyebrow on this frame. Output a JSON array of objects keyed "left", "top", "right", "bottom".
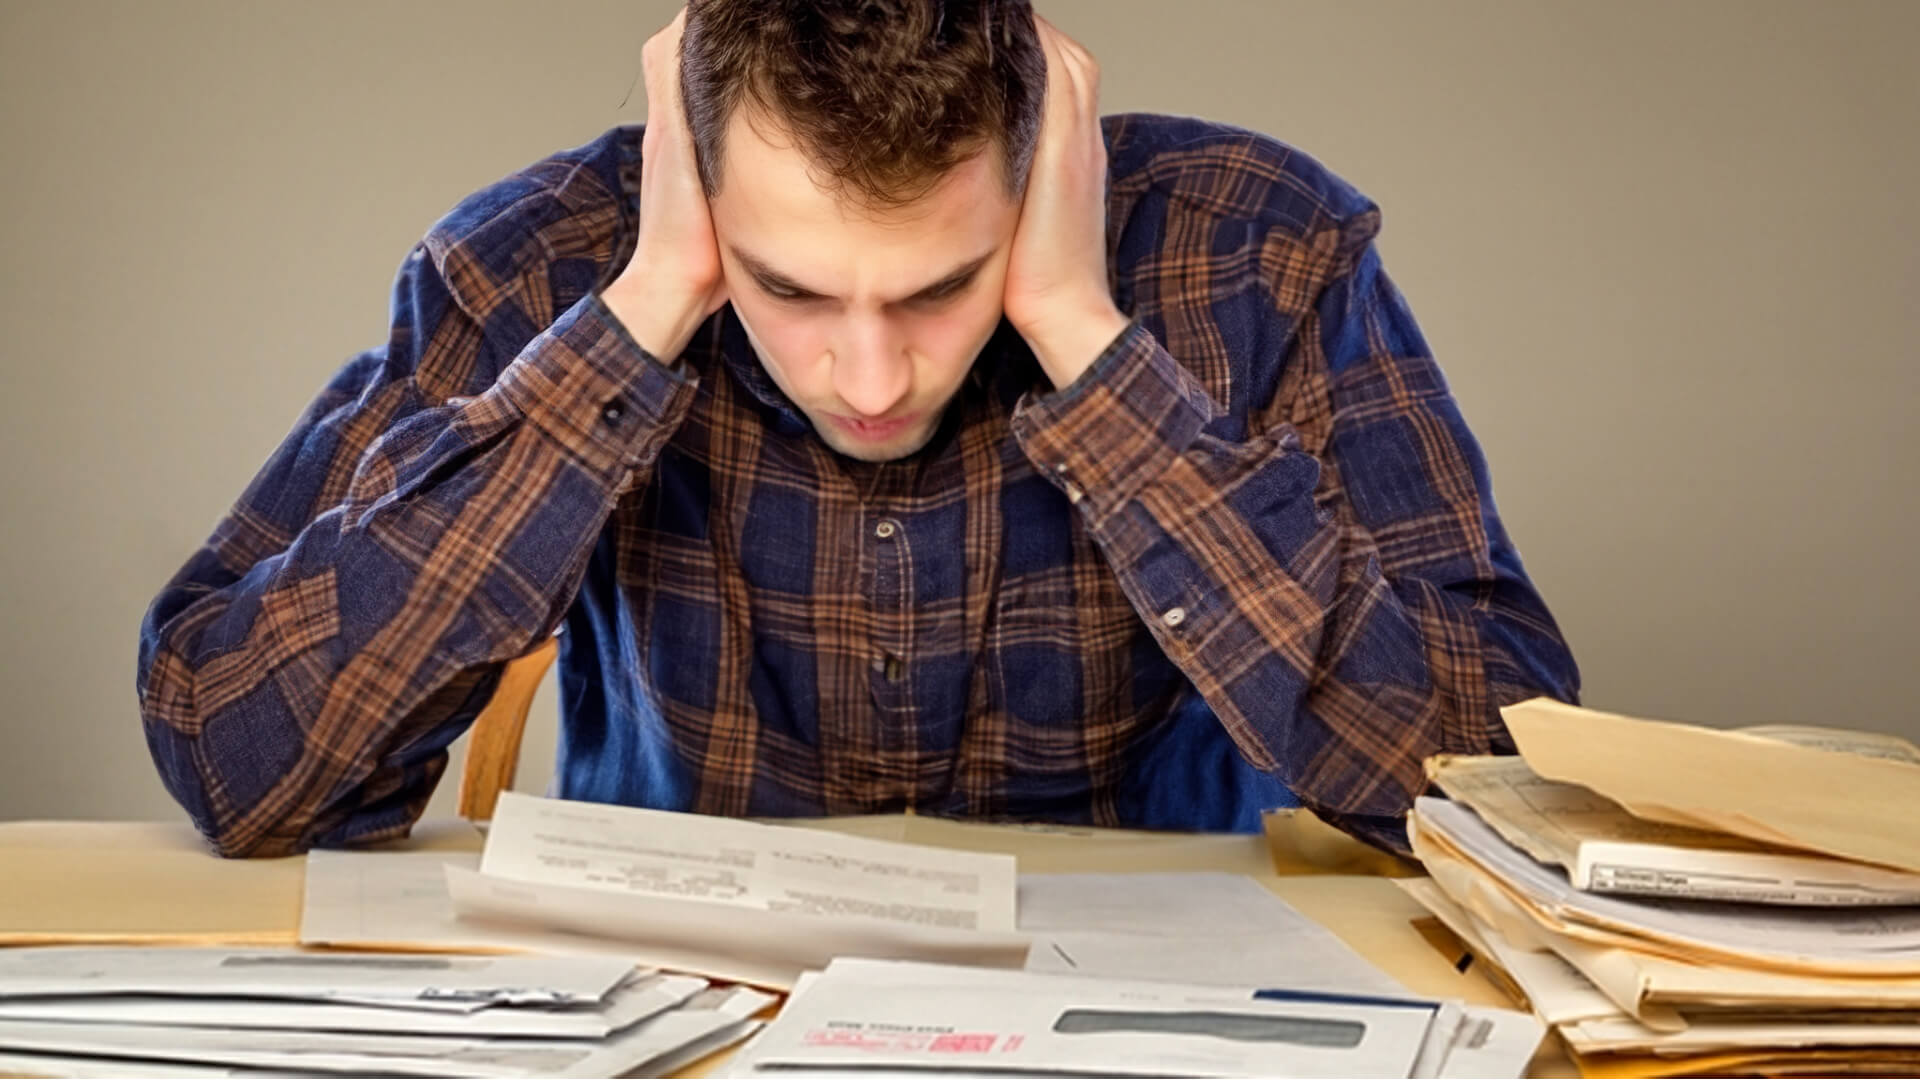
[
  {"left": 729, "top": 246, "right": 993, "bottom": 305},
  {"left": 905, "top": 256, "right": 990, "bottom": 302},
  {"left": 732, "top": 248, "right": 822, "bottom": 298}
]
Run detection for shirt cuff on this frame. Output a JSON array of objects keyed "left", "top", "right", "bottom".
[
  {"left": 494, "top": 291, "right": 697, "bottom": 478},
  {"left": 1009, "top": 319, "right": 1219, "bottom": 523}
]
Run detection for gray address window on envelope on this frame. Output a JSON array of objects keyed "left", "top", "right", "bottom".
[{"left": 1052, "top": 1008, "right": 1366, "bottom": 1048}]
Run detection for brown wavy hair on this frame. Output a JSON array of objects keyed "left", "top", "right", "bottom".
[{"left": 681, "top": 0, "right": 1045, "bottom": 210}]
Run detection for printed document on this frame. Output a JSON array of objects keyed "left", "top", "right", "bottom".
[
  {"left": 445, "top": 792, "right": 1028, "bottom": 987},
  {"left": 1427, "top": 754, "right": 1920, "bottom": 905},
  {"left": 1410, "top": 798, "right": 1920, "bottom": 974}
]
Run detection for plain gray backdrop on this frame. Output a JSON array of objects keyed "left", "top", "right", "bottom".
[{"left": 2, "top": 0, "right": 1915, "bottom": 824}]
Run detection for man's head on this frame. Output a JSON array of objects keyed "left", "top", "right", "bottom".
[{"left": 682, "top": 0, "right": 1045, "bottom": 461}]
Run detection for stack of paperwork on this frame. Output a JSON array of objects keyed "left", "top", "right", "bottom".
[
  {"left": 299, "top": 794, "right": 1541, "bottom": 1075},
  {"left": 0, "top": 945, "right": 772, "bottom": 1078},
  {"left": 1402, "top": 697, "right": 1920, "bottom": 1077},
  {"left": 723, "top": 957, "right": 1541, "bottom": 1078}
]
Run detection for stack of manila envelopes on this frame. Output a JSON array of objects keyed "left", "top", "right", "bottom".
[{"left": 1402, "top": 698, "right": 1920, "bottom": 1077}]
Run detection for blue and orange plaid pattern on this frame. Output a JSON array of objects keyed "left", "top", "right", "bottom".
[{"left": 138, "top": 114, "right": 1579, "bottom": 858}]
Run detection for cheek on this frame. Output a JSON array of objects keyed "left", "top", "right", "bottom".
[
  {"left": 910, "top": 295, "right": 1004, "bottom": 369},
  {"left": 737, "top": 300, "right": 832, "bottom": 386}
]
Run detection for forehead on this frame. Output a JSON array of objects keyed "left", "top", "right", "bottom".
[{"left": 707, "top": 106, "right": 1015, "bottom": 257}]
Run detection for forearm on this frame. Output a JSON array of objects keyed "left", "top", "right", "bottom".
[
  {"left": 1013, "top": 323, "right": 1577, "bottom": 854},
  {"left": 138, "top": 293, "right": 697, "bottom": 856}
]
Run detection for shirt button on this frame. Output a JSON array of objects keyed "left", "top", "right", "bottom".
[
  {"left": 600, "top": 400, "right": 626, "bottom": 424},
  {"left": 874, "top": 520, "right": 898, "bottom": 540},
  {"left": 1161, "top": 607, "right": 1187, "bottom": 628}
]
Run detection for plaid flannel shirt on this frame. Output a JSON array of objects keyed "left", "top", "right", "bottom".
[{"left": 138, "top": 114, "right": 1579, "bottom": 858}]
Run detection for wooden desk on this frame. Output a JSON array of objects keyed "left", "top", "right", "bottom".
[{"left": 0, "top": 816, "right": 1570, "bottom": 1077}]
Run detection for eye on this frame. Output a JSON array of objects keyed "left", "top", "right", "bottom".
[
  {"left": 914, "top": 275, "right": 974, "bottom": 306},
  {"left": 759, "top": 280, "right": 813, "bottom": 303}
]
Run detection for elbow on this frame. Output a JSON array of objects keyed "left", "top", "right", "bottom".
[
  {"left": 137, "top": 648, "right": 295, "bottom": 860},
  {"left": 138, "top": 577, "right": 323, "bottom": 859},
  {"left": 205, "top": 829, "right": 304, "bottom": 860},
  {"left": 140, "top": 709, "right": 314, "bottom": 860}
]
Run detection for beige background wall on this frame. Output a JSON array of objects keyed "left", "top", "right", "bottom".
[{"left": 1, "top": 0, "right": 1914, "bottom": 825}]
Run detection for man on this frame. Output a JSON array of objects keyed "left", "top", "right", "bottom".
[{"left": 138, "top": 0, "right": 1579, "bottom": 859}]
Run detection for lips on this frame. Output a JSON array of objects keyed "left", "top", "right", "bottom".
[{"left": 828, "top": 412, "right": 921, "bottom": 442}]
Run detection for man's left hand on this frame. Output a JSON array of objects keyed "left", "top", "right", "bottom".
[{"left": 1002, "top": 15, "right": 1131, "bottom": 391}]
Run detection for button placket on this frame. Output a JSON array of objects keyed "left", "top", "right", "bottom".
[{"left": 866, "top": 513, "right": 912, "bottom": 732}]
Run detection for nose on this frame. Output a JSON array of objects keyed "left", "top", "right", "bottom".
[{"left": 830, "top": 315, "right": 912, "bottom": 419}]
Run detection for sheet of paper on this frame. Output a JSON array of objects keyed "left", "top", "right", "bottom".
[
  {"left": 1412, "top": 798, "right": 1920, "bottom": 974},
  {"left": 0, "top": 986, "right": 774, "bottom": 1080},
  {"left": 0, "top": 945, "right": 634, "bottom": 1006},
  {"left": 301, "top": 848, "right": 658, "bottom": 961},
  {"left": 446, "top": 862, "right": 1028, "bottom": 991},
  {"left": 734, "top": 958, "right": 1438, "bottom": 1079},
  {"left": 1427, "top": 754, "right": 1920, "bottom": 905},
  {"left": 1429, "top": 999, "right": 1548, "bottom": 1080},
  {"left": 0, "top": 1050, "right": 266, "bottom": 1078},
  {"left": 485, "top": 792, "right": 1017, "bottom": 931},
  {"left": 1605, "top": 943, "right": 1920, "bottom": 1010},
  {"left": 1561, "top": 1013, "right": 1920, "bottom": 1055},
  {"left": 1501, "top": 697, "right": 1920, "bottom": 873},
  {"left": 1395, "top": 877, "right": 1623, "bottom": 1028},
  {"left": 1412, "top": 821, "right": 1920, "bottom": 1029},
  {"left": 1567, "top": 1047, "right": 1920, "bottom": 1079},
  {"left": 551, "top": 985, "right": 775, "bottom": 1080},
  {"left": 0, "top": 1018, "right": 602, "bottom": 1078},
  {"left": 0, "top": 970, "right": 705, "bottom": 1038},
  {"left": 1739, "top": 725, "right": 1920, "bottom": 763},
  {"left": 445, "top": 793, "right": 1029, "bottom": 988},
  {"left": 1017, "top": 872, "right": 1408, "bottom": 997}
]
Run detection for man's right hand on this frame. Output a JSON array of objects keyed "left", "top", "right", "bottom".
[{"left": 600, "top": 8, "right": 727, "bottom": 361}]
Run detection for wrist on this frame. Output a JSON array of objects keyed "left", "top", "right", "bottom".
[
  {"left": 1020, "top": 301, "right": 1131, "bottom": 390},
  {"left": 599, "top": 269, "right": 711, "bottom": 361}
]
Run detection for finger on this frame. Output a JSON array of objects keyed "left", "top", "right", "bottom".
[
  {"left": 642, "top": 18, "right": 692, "bottom": 136},
  {"left": 1037, "top": 16, "right": 1098, "bottom": 116},
  {"left": 1031, "top": 15, "right": 1072, "bottom": 96},
  {"left": 1035, "top": 15, "right": 1092, "bottom": 74},
  {"left": 643, "top": 10, "right": 686, "bottom": 95}
]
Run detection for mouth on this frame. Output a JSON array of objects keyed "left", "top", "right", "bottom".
[{"left": 826, "top": 411, "right": 922, "bottom": 442}]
